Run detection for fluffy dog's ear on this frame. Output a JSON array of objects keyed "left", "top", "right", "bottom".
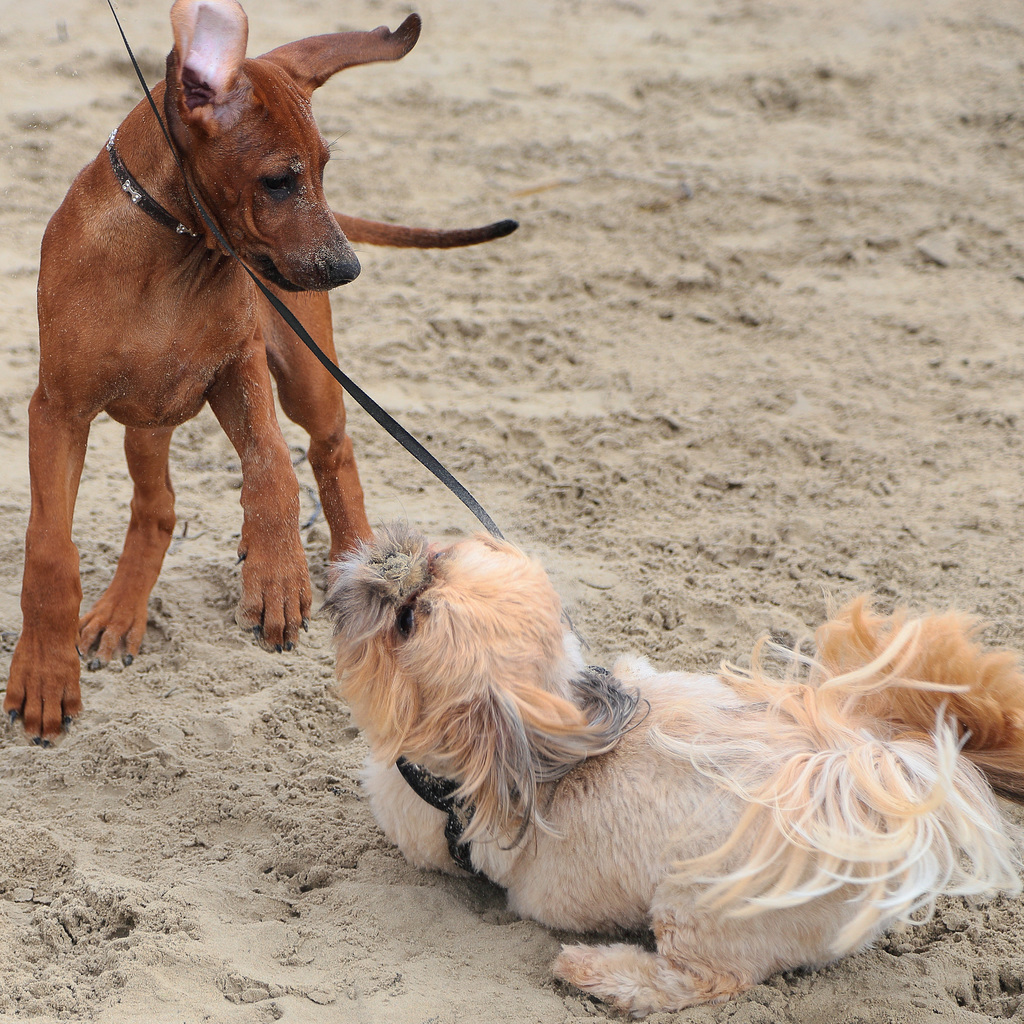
[
  {"left": 169, "top": 0, "right": 248, "bottom": 128},
  {"left": 417, "top": 683, "right": 626, "bottom": 846},
  {"left": 259, "top": 14, "right": 421, "bottom": 97}
]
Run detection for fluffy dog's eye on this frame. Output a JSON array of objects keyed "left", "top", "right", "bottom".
[
  {"left": 262, "top": 173, "right": 297, "bottom": 200},
  {"left": 396, "top": 605, "right": 415, "bottom": 638}
]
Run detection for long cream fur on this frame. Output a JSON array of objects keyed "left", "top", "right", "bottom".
[{"left": 326, "top": 525, "right": 1024, "bottom": 1017}]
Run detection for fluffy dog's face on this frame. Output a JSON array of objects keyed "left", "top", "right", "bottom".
[{"left": 326, "top": 523, "right": 631, "bottom": 841}]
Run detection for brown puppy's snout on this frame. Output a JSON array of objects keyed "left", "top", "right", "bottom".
[
  {"left": 291, "top": 227, "right": 360, "bottom": 291},
  {"left": 324, "top": 247, "right": 360, "bottom": 288},
  {"left": 258, "top": 240, "right": 359, "bottom": 292}
]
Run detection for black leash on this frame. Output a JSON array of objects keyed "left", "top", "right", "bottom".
[{"left": 106, "top": 0, "right": 504, "bottom": 541}]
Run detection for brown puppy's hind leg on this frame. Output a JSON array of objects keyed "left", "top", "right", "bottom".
[
  {"left": 261, "top": 289, "right": 372, "bottom": 562},
  {"left": 79, "top": 427, "right": 176, "bottom": 669}
]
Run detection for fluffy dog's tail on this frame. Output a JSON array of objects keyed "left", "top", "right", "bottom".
[
  {"left": 816, "top": 598, "right": 1024, "bottom": 798},
  {"left": 654, "top": 598, "right": 1023, "bottom": 954}
]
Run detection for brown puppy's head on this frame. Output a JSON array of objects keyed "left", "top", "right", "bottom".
[
  {"left": 327, "top": 523, "right": 637, "bottom": 843},
  {"left": 163, "top": 0, "right": 420, "bottom": 291}
]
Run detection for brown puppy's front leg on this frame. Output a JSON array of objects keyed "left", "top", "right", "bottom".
[
  {"left": 6, "top": 388, "right": 89, "bottom": 738},
  {"left": 208, "top": 347, "right": 312, "bottom": 651},
  {"left": 261, "top": 290, "right": 372, "bottom": 561},
  {"left": 79, "top": 427, "right": 177, "bottom": 668}
]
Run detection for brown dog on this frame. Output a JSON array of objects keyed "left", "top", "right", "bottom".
[{"left": 5, "top": 0, "right": 515, "bottom": 740}]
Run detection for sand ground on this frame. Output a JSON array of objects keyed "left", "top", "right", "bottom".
[{"left": 2, "top": 0, "right": 1024, "bottom": 1020}]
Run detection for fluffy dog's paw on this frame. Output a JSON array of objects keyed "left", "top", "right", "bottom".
[
  {"left": 554, "top": 943, "right": 639, "bottom": 1013},
  {"left": 554, "top": 942, "right": 712, "bottom": 1017}
]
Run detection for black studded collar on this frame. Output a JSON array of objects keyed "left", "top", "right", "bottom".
[{"left": 106, "top": 127, "right": 197, "bottom": 239}]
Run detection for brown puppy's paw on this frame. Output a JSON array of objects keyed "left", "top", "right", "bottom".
[
  {"left": 236, "top": 550, "right": 312, "bottom": 652},
  {"left": 79, "top": 591, "right": 150, "bottom": 669},
  {"left": 5, "top": 634, "right": 82, "bottom": 740}
]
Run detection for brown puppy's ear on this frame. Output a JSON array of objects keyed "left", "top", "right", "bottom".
[
  {"left": 169, "top": 0, "right": 248, "bottom": 127},
  {"left": 259, "top": 13, "right": 421, "bottom": 96}
]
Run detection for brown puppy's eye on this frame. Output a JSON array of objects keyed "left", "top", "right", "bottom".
[
  {"left": 262, "top": 173, "right": 297, "bottom": 200},
  {"left": 397, "top": 605, "right": 415, "bottom": 638}
]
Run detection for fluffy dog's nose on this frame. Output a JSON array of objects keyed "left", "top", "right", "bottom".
[{"left": 327, "top": 251, "right": 361, "bottom": 287}]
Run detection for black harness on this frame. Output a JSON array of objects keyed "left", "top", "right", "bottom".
[{"left": 396, "top": 756, "right": 480, "bottom": 875}]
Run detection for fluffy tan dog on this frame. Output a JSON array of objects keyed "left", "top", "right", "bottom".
[{"left": 327, "top": 523, "right": 1024, "bottom": 1016}]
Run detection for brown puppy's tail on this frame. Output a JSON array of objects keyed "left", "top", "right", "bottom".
[
  {"left": 335, "top": 212, "right": 518, "bottom": 249},
  {"left": 815, "top": 597, "right": 1024, "bottom": 799}
]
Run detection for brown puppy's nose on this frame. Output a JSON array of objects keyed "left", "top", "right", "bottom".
[{"left": 326, "top": 251, "right": 360, "bottom": 287}]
